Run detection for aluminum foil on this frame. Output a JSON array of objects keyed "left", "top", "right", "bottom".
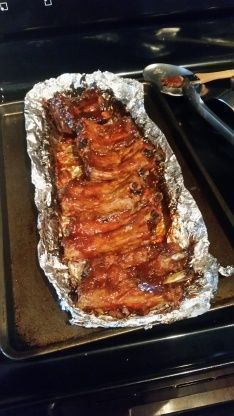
[{"left": 24, "top": 71, "right": 233, "bottom": 328}]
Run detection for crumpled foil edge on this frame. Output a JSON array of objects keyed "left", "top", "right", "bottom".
[{"left": 24, "top": 70, "right": 233, "bottom": 328}]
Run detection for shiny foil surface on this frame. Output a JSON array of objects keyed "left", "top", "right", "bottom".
[{"left": 24, "top": 71, "right": 233, "bottom": 328}]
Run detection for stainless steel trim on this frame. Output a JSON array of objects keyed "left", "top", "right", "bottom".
[{"left": 130, "top": 384, "right": 234, "bottom": 415}]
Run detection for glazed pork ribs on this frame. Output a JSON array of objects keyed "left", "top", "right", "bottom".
[{"left": 43, "top": 87, "right": 194, "bottom": 318}]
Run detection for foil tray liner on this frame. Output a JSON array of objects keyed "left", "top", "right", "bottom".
[{"left": 24, "top": 71, "right": 233, "bottom": 328}]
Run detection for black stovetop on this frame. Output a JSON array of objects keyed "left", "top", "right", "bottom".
[{"left": 0, "top": 4, "right": 233, "bottom": 415}]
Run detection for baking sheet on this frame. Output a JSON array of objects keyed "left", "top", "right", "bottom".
[
  {"left": 25, "top": 71, "right": 221, "bottom": 328},
  {"left": 0, "top": 86, "right": 233, "bottom": 359}
]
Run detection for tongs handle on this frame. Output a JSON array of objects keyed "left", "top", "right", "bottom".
[
  {"left": 183, "top": 81, "right": 234, "bottom": 145},
  {"left": 199, "top": 101, "right": 234, "bottom": 145},
  {"left": 195, "top": 69, "right": 234, "bottom": 84}
]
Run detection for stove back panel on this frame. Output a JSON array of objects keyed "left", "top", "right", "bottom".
[{"left": 0, "top": 0, "right": 233, "bottom": 36}]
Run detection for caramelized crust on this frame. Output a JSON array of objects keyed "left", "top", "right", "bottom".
[{"left": 44, "top": 87, "right": 195, "bottom": 318}]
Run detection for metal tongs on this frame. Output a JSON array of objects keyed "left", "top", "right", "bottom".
[{"left": 143, "top": 63, "right": 234, "bottom": 145}]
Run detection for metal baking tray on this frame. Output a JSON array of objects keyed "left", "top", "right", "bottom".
[{"left": 0, "top": 83, "right": 233, "bottom": 360}]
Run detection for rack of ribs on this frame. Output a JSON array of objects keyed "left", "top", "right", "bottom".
[{"left": 43, "top": 87, "right": 195, "bottom": 318}]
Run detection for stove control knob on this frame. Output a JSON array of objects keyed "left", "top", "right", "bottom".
[
  {"left": 0, "top": 2, "right": 8, "bottom": 11},
  {"left": 44, "top": 0, "right": 53, "bottom": 6}
]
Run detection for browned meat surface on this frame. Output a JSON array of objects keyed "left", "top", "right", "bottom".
[
  {"left": 44, "top": 87, "right": 196, "bottom": 318},
  {"left": 43, "top": 88, "right": 126, "bottom": 134}
]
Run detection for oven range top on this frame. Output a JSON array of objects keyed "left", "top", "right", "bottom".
[{"left": 0, "top": 1, "right": 233, "bottom": 415}]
